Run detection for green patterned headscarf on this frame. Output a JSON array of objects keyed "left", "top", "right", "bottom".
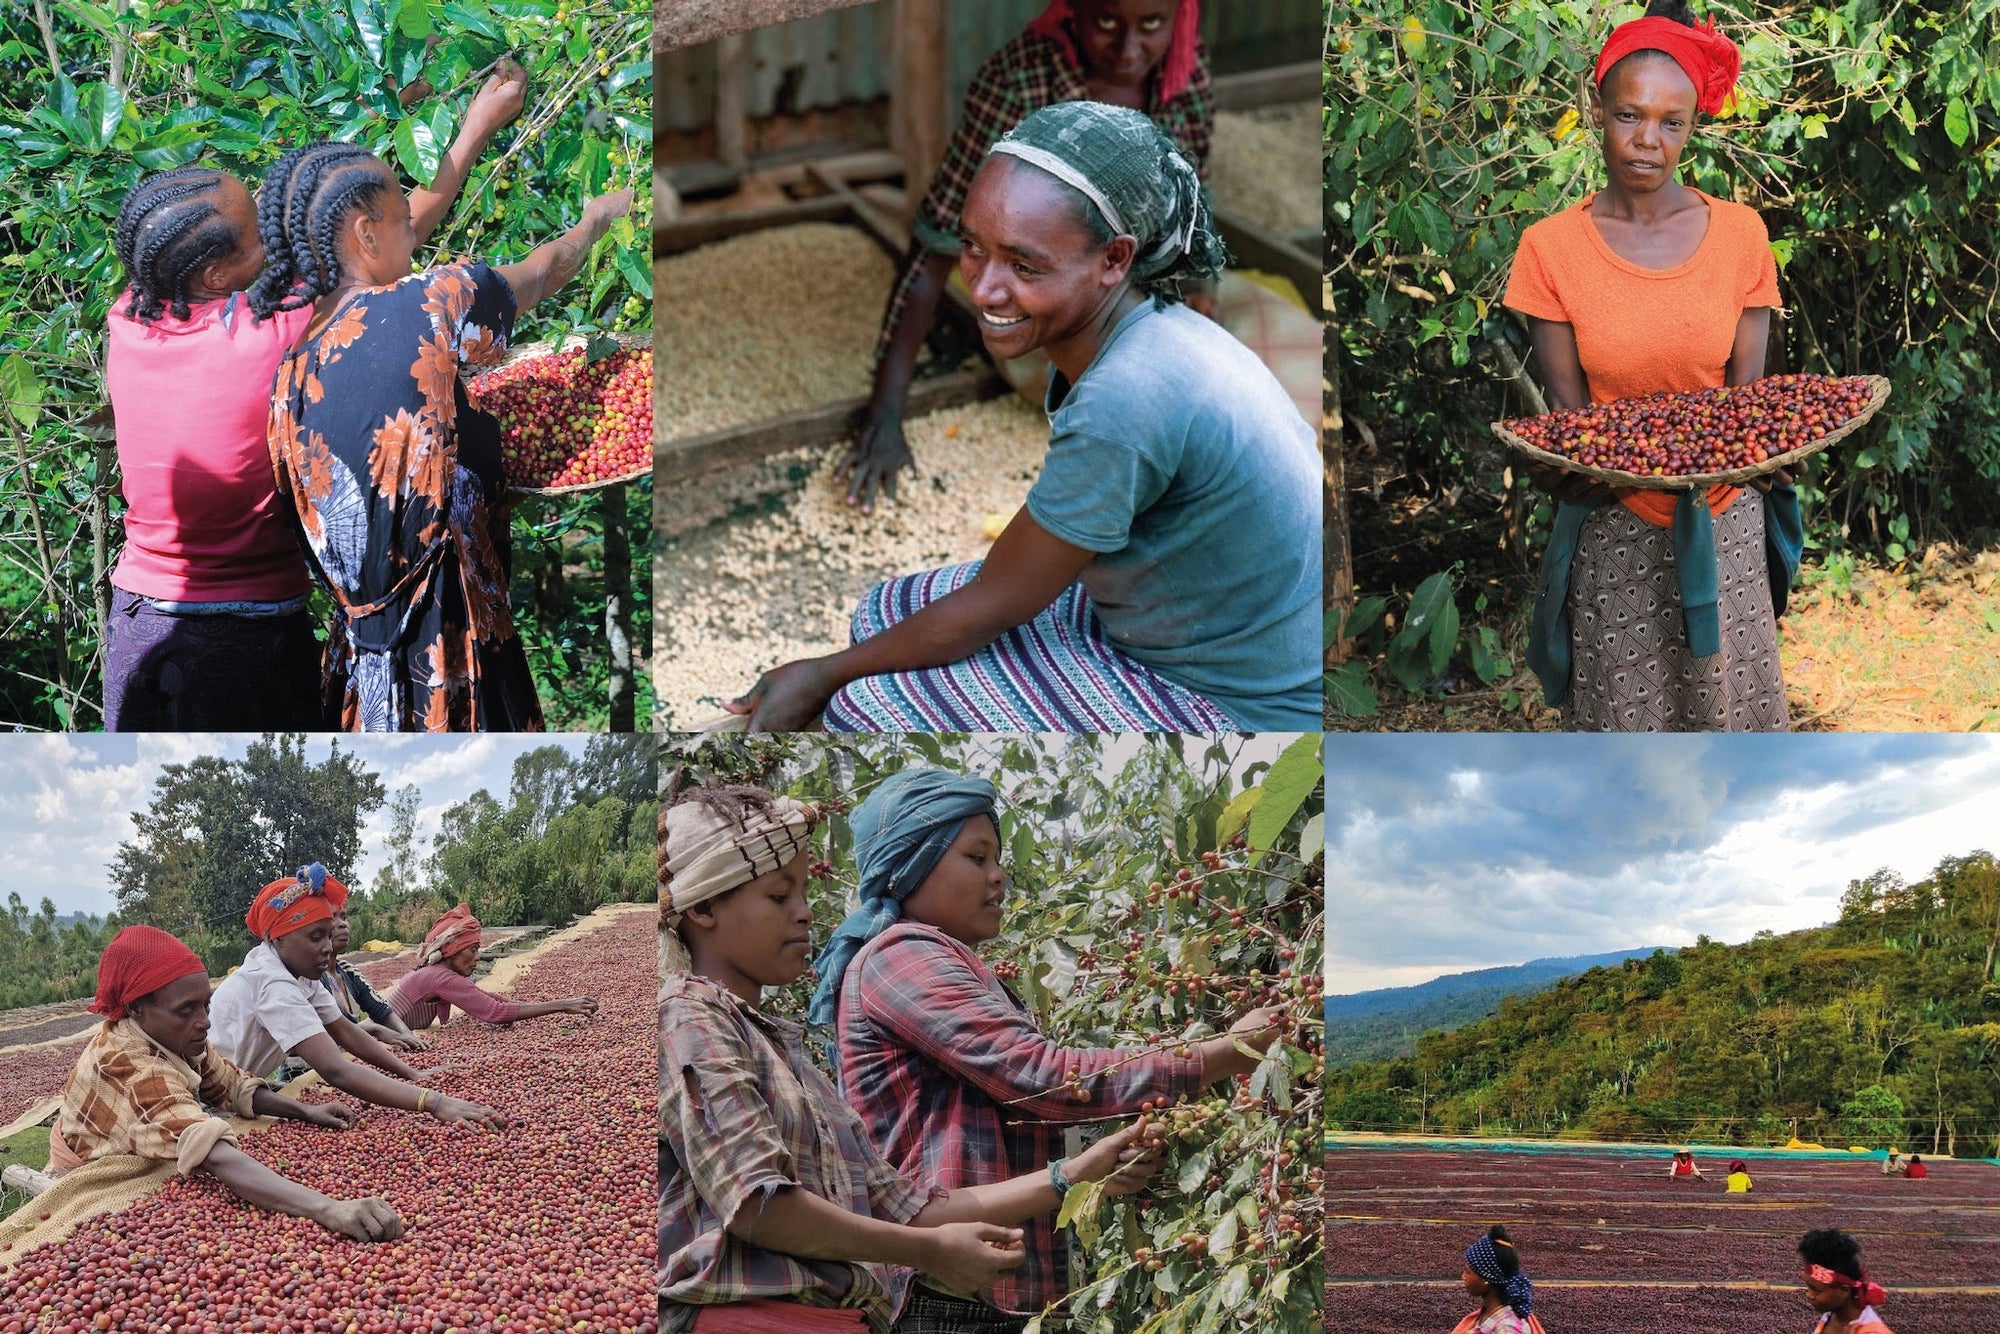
[{"left": 986, "top": 100, "right": 1228, "bottom": 301}]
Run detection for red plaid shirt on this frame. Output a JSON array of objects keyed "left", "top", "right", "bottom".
[
  {"left": 875, "top": 25, "right": 1215, "bottom": 360},
  {"left": 836, "top": 922, "right": 1205, "bottom": 1317}
]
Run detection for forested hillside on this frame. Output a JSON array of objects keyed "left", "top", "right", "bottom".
[
  {"left": 1325, "top": 949, "right": 1668, "bottom": 1063},
  {"left": 1327, "top": 852, "right": 2000, "bottom": 1157}
]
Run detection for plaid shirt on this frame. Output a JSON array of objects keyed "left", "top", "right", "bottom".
[
  {"left": 837, "top": 922, "right": 1205, "bottom": 1317},
  {"left": 55, "top": 1018, "right": 264, "bottom": 1175},
  {"left": 659, "top": 974, "right": 940, "bottom": 1334},
  {"left": 875, "top": 25, "right": 1215, "bottom": 360}
]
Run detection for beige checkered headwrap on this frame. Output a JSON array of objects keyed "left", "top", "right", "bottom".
[{"left": 659, "top": 793, "right": 818, "bottom": 974}]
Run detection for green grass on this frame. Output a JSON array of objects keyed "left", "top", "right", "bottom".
[{"left": 0, "top": 1124, "right": 52, "bottom": 1223}]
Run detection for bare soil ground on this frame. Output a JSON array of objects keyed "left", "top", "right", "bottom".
[{"left": 1329, "top": 478, "right": 2000, "bottom": 732}]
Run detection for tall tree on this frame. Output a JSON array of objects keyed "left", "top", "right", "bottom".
[
  {"left": 508, "top": 746, "right": 576, "bottom": 840},
  {"left": 370, "top": 785, "right": 428, "bottom": 902},
  {"left": 108, "top": 735, "right": 385, "bottom": 948}
]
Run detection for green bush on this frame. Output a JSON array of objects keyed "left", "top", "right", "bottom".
[
  {"left": 0, "top": 0, "right": 652, "bottom": 728},
  {"left": 1327, "top": 0, "right": 2000, "bottom": 560}
]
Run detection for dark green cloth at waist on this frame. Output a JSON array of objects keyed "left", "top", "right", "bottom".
[{"left": 1528, "top": 485, "right": 1802, "bottom": 708}]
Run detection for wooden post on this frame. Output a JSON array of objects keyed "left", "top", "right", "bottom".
[
  {"left": 657, "top": 0, "right": 877, "bottom": 54},
  {"left": 601, "top": 483, "right": 634, "bottom": 732},
  {"left": 713, "top": 33, "right": 748, "bottom": 170},
  {"left": 890, "top": 0, "right": 947, "bottom": 212},
  {"left": 1325, "top": 299, "right": 1352, "bottom": 664}
]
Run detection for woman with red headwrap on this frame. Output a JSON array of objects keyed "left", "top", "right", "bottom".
[
  {"left": 43, "top": 925, "right": 404, "bottom": 1241},
  {"left": 1799, "top": 1228, "right": 1894, "bottom": 1333},
  {"left": 385, "top": 903, "right": 597, "bottom": 1029},
  {"left": 836, "top": 0, "right": 1214, "bottom": 511},
  {"left": 1506, "top": 0, "right": 1798, "bottom": 733},
  {"left": 207, "top": 864, "right": 506, "bottom": 1129}
]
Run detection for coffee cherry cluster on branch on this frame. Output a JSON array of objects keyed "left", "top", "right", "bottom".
[
  {"left": 1500, "top": 373, "right": 1875, "bottom": 477},
  {"left": 469, "top": 345, "right": 652, "bottom": 490}
]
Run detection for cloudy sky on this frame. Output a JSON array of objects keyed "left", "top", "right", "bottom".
[
  {"left": 1326, "top": 734, "right": 2000, "bottom": 994},
  {"left": 0, "top": 734, "right": 603, "bottom": 918}
]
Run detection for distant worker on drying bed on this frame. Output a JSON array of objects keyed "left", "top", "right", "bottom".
[
  {"left": 386, "top": 903, "right": 597, "bottom": 1029},
  {"left": 729, "top": 103, "right": 1320, "bottom": 733},
  {"left": 44, "top": 925, "right": 402, "bottom": 1241},
  {"left": 321, "top": 905, "right": 425, "bottom": 1052}
]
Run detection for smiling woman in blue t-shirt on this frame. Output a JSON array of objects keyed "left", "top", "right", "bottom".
[{"left": 728, "top": 102, "right": 1320, "bottom": 733}]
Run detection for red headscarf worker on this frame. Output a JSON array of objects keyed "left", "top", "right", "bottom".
[
  {"left": 208, "top": 864, "right": 505, "bottom": 1127},
  {"left": 44, "top": 925, "right": 402, "bottom": 1240},
  {"left": 386, "top": 903, "right": 597, "bottom": 1030},
  {"left": 1507, "top": 0, "right": 1795, "bottom": 734}
]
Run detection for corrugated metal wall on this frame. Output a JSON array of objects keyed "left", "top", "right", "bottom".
[{"left": 659, "top": 0, "right": 1319, "bottom": 134}]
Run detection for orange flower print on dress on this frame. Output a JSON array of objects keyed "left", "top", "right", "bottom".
[
  {"left": 368, "top": 408, "right": 450, "bottom": 508},
  {"left": 272, "top": 262, "right": 540, "bottom": 732},
  {"left": 410, "top": 333, "right": 459, "bottom": 414},
  {"left": 319, "top": 301, "right": 369, "bottom": 354},
  {"left": 421, "top": 265, "right": 473, "bottom": 329},
  {"left": 460, "top": 323, "right": 504, "bottom": 369}
]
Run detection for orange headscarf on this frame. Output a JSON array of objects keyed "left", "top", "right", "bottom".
[
  {"left": 421, "top": 903, "right": 482, "bottom": 967},
  {"left": 245, "top": 862, "right": 349, "bottom": 940}
]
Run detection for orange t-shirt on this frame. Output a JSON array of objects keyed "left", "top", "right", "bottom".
[{"left": 1503, "top": 188, "right": 1782, "bottom": 525}]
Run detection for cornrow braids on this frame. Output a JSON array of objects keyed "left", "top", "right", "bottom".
[
  {"left": 247, "top": 142, "right": 393, "bottom": 320},
  {"left": 113, "top": 167, "right": 240, "bottom": 324}
]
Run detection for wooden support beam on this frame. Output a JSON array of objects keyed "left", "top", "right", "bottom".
[
  {"left": 890, "top": 0, "right": 948, "bottom": 212},
  {"left": 654, "top": 193, "right": 852, "bottom": 256},
  {"left": 656, "top": 0, "right": 876, "bottom": 54},
  {"left": 713, "top": 33, "right": 749, "bottom": 170},
  {"left": 656, "top": 366, "right": 1012, "bottom": 486},
  {"left": 1210, "top": 61, "right": 1321, "bottom": 112},
  {"left": 1216, "top": 207, "right": 1322, "bottom": 317}
]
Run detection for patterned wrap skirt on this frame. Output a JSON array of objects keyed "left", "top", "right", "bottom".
[
  {"left": 891, "top": 1288, "right": 1031, "bottom": 1334},
  {"left": 822, "top": 561, "right": 1234, "bottom": 733},
  {"left": 1562, "top": 489, "right": 1790, "bottom": 732}
]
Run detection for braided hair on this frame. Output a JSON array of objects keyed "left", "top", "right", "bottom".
[
  {"left": 113, "top": 167, "right": 242, "bottom": 323},
  {"left": 247, "top": 142, "right": 395, "bottom": 320}
]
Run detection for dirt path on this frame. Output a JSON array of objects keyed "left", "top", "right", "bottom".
[{"left": 1329, "top": 512, "right": 2000, "bottom": 732}]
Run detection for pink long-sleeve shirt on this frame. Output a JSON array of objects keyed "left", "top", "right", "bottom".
[
  {"left": 386, "top": 963, "right": 522, "bottom": 1029},
  {"left": 106, "top": 290, "right": 315, "bottom": 601}
]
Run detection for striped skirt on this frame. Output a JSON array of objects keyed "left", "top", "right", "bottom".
[{"left": 822, "top": 561, "right": 1234, "bottom": 732}]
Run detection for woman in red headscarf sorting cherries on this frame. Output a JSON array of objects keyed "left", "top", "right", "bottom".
[
  {"left": 206, "top": 864, "right": 505, "bottom": 1131},
  {"left": 45, "top": 925, "right": 403, "bottom": 1240},
  {"left": 1506, "top": 0, "right": 1800, "bottom": 732},
  {"left": 837, "top": 0, "right": 1214, "bottom": 511}
]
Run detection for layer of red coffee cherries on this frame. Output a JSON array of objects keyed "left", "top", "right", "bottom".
[
  {"left": 0, "top": 913, "right": 657, "bottom": 1334},
  {"left": 471, "top": 345, "right": 652, "bottom": 491},
  {"left": 1500, "top": 373, "right": 1876, "bottom": 478}
]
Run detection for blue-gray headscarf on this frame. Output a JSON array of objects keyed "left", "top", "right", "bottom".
[{"left": 806, "top": 768, "right": 998, "bottom": 1027}]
